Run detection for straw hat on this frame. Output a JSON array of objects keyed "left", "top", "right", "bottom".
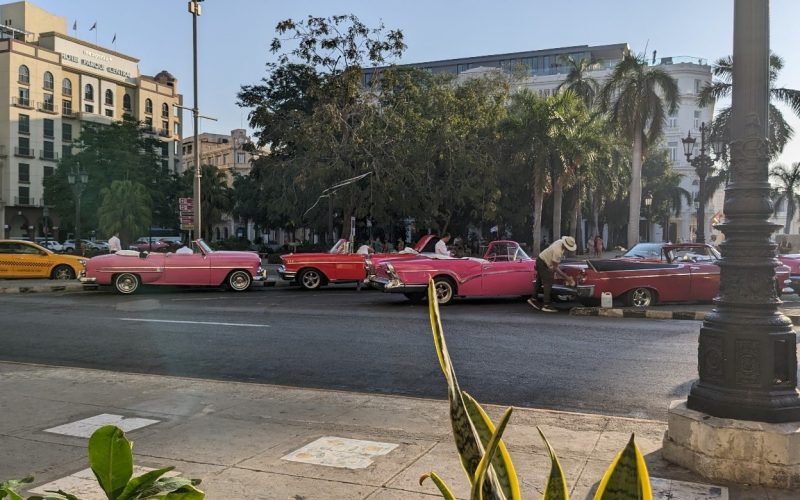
[{"left": 561, "top": 236, "right": 577, "bottom": 251}]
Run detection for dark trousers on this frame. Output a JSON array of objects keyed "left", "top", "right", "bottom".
[{"left": 535, "top": 257, "right": 554, "bottom": 304}]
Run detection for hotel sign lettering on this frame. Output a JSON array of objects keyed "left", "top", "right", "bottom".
[{"left": 53, "top": 38, "right": 138, "bottom": 84}]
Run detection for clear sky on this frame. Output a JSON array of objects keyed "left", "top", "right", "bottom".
[{"left": 32, "top": 0, "right": 800, "bottom": 166}]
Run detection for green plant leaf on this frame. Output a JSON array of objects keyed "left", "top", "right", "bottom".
[
  {"left": 470, "top": 407, "right": 513, "bottom": 500},
  {"left": 117, "top": 467, "right": 174, "bottom": 500},
  {"left": 88, "top": 425, "right": 134, "bottom": 500},
  {"left": 462, "top": 392, "right": 522, "bottom": 500},
  {"left": 537, "top": 427, "right": 569, "bottom": 500},
  {"left": 419, "top": 473, "right": 457, "bottom": 500},
  {"left": 594, "top": 434, "right": 652, "bottom": 500},
  {"left": 138, "top": 477, "right": 204, "bottom": 499},
  {"left": 29, "top": 490, "right": 81, "bottom": 500},
  {"left": 1, "top": 477, "right": 33, "bottom": 500},
  {"left": 427, "top": 279, "right": 502, "bottom": 499}
]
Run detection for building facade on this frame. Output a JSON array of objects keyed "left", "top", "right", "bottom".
[
  {"left": 181, "top": 128, "right": 262, "bottom": 241},
  {"left": 0, "top": 1, "right": 182, "bottom": 240},
  {"left": 365, "top": 44, "right": 717, "bottom": 243}
]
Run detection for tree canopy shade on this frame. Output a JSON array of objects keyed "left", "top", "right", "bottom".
[
  {"left": 700, "top": 53, "right": 800, "bottom": 159},
  {"left": 770, "top": 162, "right": 800, "bottom": 234},
  {"left": 599, "top": 53, "right": 679, "bottom": 247},
  {"left": 97, "top": 180, "right": 151, "bottom": 246},
  {"left": 43, "top": 117, "right": 178, "bottom": 239}
]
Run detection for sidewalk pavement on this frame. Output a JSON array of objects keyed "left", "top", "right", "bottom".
[{"left": 1, "top": 362, "right": 793, "bottom": 499}]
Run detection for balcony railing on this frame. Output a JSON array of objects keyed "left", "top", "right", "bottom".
[
  {"left": 158, "top": 128, "right": 171, "bottom": 137},
  {"left": 62, "top": 107, "right": 77, "bottom": 118},
  {"left": 37, "top": 101, "right": 57, "bottom": 114},
  {"left": 39, "top": 150, "right": 59, "bottom": 161},
  {"left": 14, "top": 196, "right": 37, "bottom": 206},
  {"left": 12, "top": 97, "right": 33, "bottom": 109},
  {"left": 142, "top": 126, "right": 156, "bottom": 134},
  {"left": 14, "top": 146, "right": 34, "bottom": 158}
]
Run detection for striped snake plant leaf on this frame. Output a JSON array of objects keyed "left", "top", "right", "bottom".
[
  {"left": 462, "top": 391, "right": 522, "bottom": 500},
  {"left": 470, "top": 407, "right": 513, "bottom": 500},
  {"left": 428, "top": 279, "right": 503, "bottom": 500},
  {"left": 593, "top": 434, "right": 652, "bottom": 500},
  {"left": 537, "top": 427, "right": 569, "bottom": 500},
  {"left": 419, "top": 473, "right": 458, "bottom": 500}
]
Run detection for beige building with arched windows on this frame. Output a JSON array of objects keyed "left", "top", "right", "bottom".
[{"left": 0, "top": 1, "right": 182, "bottom": 240}]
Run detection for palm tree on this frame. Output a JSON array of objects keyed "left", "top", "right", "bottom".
[
  {"left": 770, "top": 162, "right": 800, "bottom": 233},
  {"left": 97, "top": 180, "right": 152, "bottom": 247},
  {"left": 642, "top": 151, "right": 691, "bottom": 240},
  {"left": 599, "top": 53, "right": 679, "bottom": 248},
  {"left": 556, "top": 55, "right": 600, "bottom": 107},
  {"left": 699, "top": 53, "right": 800, "bottom": 159},
  {"left": 199, "top": 164, "right": 233, "bottom": 240}
]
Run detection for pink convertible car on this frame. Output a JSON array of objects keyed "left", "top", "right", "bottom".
[
  {"left": 80, "top": 239, "right": 265, "bottom": 294},
  {"left": 369, "top": 240, "right": 536, "bottom": 305}
]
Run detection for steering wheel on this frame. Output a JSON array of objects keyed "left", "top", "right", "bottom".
[{"left": 487, "top": 253, "right": 497, "bottom": 262}]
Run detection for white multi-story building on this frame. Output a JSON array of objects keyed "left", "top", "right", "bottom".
[{"left": 365, "top": 44, "right": 717, "bottom": 243}]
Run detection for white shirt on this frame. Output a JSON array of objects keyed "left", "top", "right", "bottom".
[
  {"left": 435, "top": 239, "right": 449, "bottom": 256},
  {"left": 356, "top": 245, "right": 371, "bottom": 255},
  {"left": 108, "top": 235, "right": 121, "bottom": 253},
  {"left": 176, "top": 246, "right": 193, "bottom": 254},
  {"left": 538, "top": 240, "right": 566, "bottom": 269}
]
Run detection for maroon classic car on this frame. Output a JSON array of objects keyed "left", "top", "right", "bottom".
[
  {"left": 778, "top": 253, "right": 800, "bottom": 293},
  {"left": 80, "top": 239, "right": 265, "bottom": 294},
  {"left": 564, "top": 242, "right": 791, "bottom": 307},
  {"left": 278, "top": 235, "right": 438, "bottom": 290},
  {"left": 369, "top": 240, "right": 536, "bottom": 305}
]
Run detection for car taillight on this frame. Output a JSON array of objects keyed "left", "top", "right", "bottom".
[{"left": 578, "top": 270, "right": 586, "bottom": 284}]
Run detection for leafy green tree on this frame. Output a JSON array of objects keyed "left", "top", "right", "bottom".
[
  {"left": 598, "top": 53, "right": 679, "bottom": 247},
  {"left": 770, "top": 162, "right": 800, "bottom": 234},
  {"left": 642, "top": 151, "right": 691, "bottom": 240},
  {"left": 43, "top": 117, "right": 175, "bottom": 238},
  {"left": 699, "top": 53, "right": 800, "bottom": 158},
  {"left": 556, "top": 55, "right": 600, "bottom": 107},
  {"left": 97, "top": 180, "right": 152, "bottom": 247}
]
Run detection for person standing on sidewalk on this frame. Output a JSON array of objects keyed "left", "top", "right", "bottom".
[
  {"left": 528, "top": 236, "right": 577, "bottom": 313},
  {"left": 108, "top": 232, "right": 121, "bottom": 254}
]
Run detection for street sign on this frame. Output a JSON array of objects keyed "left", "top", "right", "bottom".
[
  {"left": 179, "top": 216, "right": 194, "bottom": 224},
  {"left": 179, "top": 197, "right": 194, "bottom": 212},
  {"left": 180, "top": 224, "right": 194, "bottom": 230}
]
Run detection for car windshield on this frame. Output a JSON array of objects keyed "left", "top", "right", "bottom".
[
  {"left": 196, "top": 239, "right": 214, "bottom": 254},
  {"left": 622, "top": 243, "right": 664, "bottom": 258}
]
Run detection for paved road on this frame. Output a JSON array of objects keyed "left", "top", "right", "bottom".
[{"left": 0, "top": 284, "right": 704, "bottom": 420}]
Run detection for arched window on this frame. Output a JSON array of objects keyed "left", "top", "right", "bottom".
[
  {"left": 104, "top": 89, "right": 113, "bottom": 106},
  {"left": 62, "top": 78, "right": 72, "bottom": 96},
  {"left": 145, "top": 98, "right": 153, "bottom": 114},
  {"left": 84, "top": 84, "right": 94, "bottom": 101},
  {"left": 123, "top": 94, "right": 131, "bottom": 111},
  {"left": 18, "top": 65, "right": 29, "bottom": 84},
  {"left": 43, "top": 71, "right": 54, "bottom": 90},
  {"left": 161, "top": 103, "right": 169, "bottom": 117}
]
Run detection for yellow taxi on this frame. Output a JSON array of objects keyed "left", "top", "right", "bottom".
[{"left": 0, "top": 239, "right": 87, "bottom": 279}]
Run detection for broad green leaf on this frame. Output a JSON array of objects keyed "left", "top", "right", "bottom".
[
  {"left": 88, "top": 425, "right": 133, "bottom": 500},
  {"left": 427, "top": 279, "right": 502, "bottom": 499},
  {"left": 117, "top": 467, "right": 174, "bottom": 500},
  {"left": 594, "top": 434, "right": 652, "bottom": 500},
  {"left": 156, "top": 483, "right": 205, "bottom": 500},
  {"left": 1, "top": 477, "right": 33, "bottom": 500},
  {"left": 537, "top": 427, "right": 569, "bottom": 500},
  {"left": 462, "top": 391, "right": 521, "bottom": 500},
  {"left": 419, "top": 473, "right": 457, "bottom": 500},
  {"left": 138, "top": 477, "right": 203, "bottom": 499},
  {"left": 29, "top": 490, "right": 81, "bottom": 500},
  {"left": 470, "top": 407, "right": 513, "bottom": 500}
]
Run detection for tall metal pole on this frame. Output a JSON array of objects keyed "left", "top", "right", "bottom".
[
  {"left": 190, "top": 1, "right": 202, "bottom": 239},
  {"left": 687, "top": 0, "right": 800, "bottom": 422}
]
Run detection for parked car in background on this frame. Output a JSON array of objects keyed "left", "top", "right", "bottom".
[
  {"left": 279, "top": 235, "right": 437, "bottom": 290},
  {"left": 81, "top": 239, "right": 265, "bottom": 294},
  {"left": 39, "top": 240, "right": 65, "bottom": 252},
  {"left": 62, "top": 239, "right": 106, "bottom": 253},
  {"left": 561, "top": 242, "right": 791, "bottom": 307},
  {"left": 777, "top": 253, "right": 800, "bottom": 294},
  {"left": 369, "top": 240, "right": 536, "bottom": 305},
  {"left": 0, "top": 240, "right": 86, "bottom": 279},
  {"left": 129, "top": 237, "right": 173, "bottom": 252}
]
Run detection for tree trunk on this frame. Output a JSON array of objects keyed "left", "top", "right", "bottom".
[
  {"left": 532, "top": 162, "right": 545, "bottom": 255},
  {"left": 568, "top": 189, "right": 580, "bottom": 248},
  {"left": 589, "top": 189, "right": 600, "bottom": 238},
  {"left": 552, "top": 176, "right": 564, "bottom": 241},
  {"left": 786, "top": 199, "right": 795, "bottom": 234},
  {"left": 627, "top": 131, "right": 644, "bottom": 248}
]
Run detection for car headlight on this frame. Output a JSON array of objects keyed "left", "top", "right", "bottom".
[
  {"left": 386, "top": 262, "right": 399, "bottom": 281},
  {"left": 78, "top": 259, "right": 87, "bottom": 266}
]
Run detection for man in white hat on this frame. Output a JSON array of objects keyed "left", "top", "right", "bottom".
[{"left": 528, "top": 236, "right": 577, "bottom": 313}]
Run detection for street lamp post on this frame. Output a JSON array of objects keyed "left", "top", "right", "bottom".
[
  {"left": 189, "top": 0, "right": 204, "bottom": 239},
  {"left": 644, "top": 192, "right": 653, "bottom": 242},
  {"left": 682, "top": 122, "right": 724, "bottom": 244},
  {"left": 686, "top": 0, "right": 800, "bottom": 422},
  {"left": 67, "top": 163, "right": 88, "bottom": 250}
]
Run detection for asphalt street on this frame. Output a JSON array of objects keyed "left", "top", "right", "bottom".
[{"left": 0, "top": 284, "right": 703, "bottom": 420}]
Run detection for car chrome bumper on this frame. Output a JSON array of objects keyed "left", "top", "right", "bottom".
[
  {"left": 369, "top": 276, "right": 426, "bottom": 293},
  {"left": 576, "top": 284, "right": 595, "bottom": 298},
  {"left": 79, "top": 271, "right": 97, "bottom": 284},
  {"left": 277, "top": 265, "right": 295, "bottom": 281},
  {"left": 253, "top": 267, "right": 267, "bottom": 281}
]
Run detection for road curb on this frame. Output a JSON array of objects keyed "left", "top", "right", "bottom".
[{"left": 570, "top": 306, "right": 800, "bottom": 325}]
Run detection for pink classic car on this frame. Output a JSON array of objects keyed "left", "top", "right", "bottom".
[
  {"left": 369, "top": 240, "right": 536, "bottom": 305},
  {"left": 279, "top": 235, "right": 438, "bottom": 290},
  {"left": 778, "top": 253, "right": 800, "bottom": 294},
  {"left": 562, "top": 242, "right": 791, "bottom": 307},
  {"left": 80, "top": 239, "right": 265, "bottom": 294}
]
